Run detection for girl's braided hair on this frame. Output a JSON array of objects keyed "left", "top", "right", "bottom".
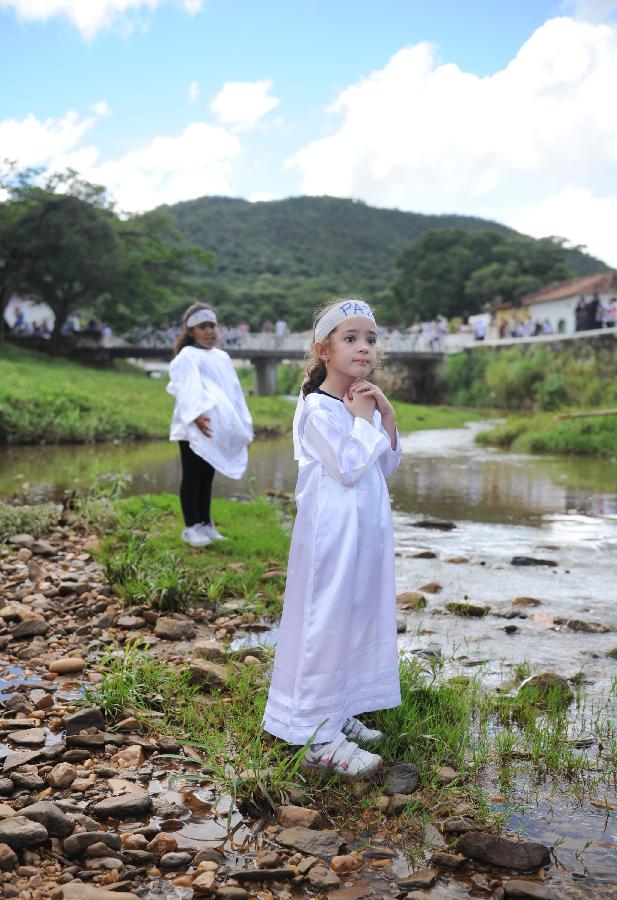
[{"left": 173, "top": 303, "right": 216, "bottom": 357}]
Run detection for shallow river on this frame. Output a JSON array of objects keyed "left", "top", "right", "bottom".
[{"left": 2, "top": 424, "right": 617, "bottom": 893}]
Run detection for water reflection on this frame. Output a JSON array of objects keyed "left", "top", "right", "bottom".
[{"left": 2, "top": 422, "right": 617, "bottom": 527}]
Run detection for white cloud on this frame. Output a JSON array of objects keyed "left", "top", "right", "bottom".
[
  {"left": 248, "top": 191, "right": 277, "bottom": 203},
  {"left": 188, "top": 80, "right": 200, "bottom": 103},
  {"left": 0, "top": 0, "right": 198, "bottom": 39},
  {"left": 0, "top": 107, "right": 104, "bottom": 168},
  {"left": 566, "top": 0, "right": 617, "bottom": 22},
  {"left": 286, "top": 17, "right": 617, "bottom": 266},
  {"left": 512, "top": 188, "right": 617, "bottom": 266},
  {"left": 91, "top": 100, "right": 111, "bottom": 117},
  {"left": 211, "top": 79, "right": 279, "bottom": 131},
  {"left": 86, "top": 122, "right": 242, "bottom": 212}
]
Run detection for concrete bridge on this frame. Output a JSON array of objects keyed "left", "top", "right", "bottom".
[
  {"left": 104, "top": 336, "right": 450, "bottom": 400},
  {"left": 7, "top": 331, "right": 455, "bottom": 400}
]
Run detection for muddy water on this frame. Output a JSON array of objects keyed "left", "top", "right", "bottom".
[{"left": 2, "top": 425, "right": 617, "bottom": 893}]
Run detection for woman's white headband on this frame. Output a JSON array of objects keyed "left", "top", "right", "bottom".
[
  {"left": 187, "top": 308, "right": 217, "bottom": 328},
  {"left": 314, "top": 301, "right": 376, "bottom": 343}
]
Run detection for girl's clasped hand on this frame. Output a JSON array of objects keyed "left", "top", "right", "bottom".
[{"left": 345, "top": 379, "right": 397, "bottom": 448}]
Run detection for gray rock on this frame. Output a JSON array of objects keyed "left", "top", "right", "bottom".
[
  {"left": 606, "top": 646, "right": 617, "bottom": 659},
  {"left": 90, "top": 794, "right": 153, "bottom": 820},
  {"left": 20, "top": 801, "right": 75, "bottom": 838},
  {"left": 8, "top": 533, "right": 35, "bottom": 547},
  {"left": 442, "top": 816, "right": 479, "bottom": 834},
  {"left": 63, "top": 707, "right": 106, "bottom": 735},
  {"left": 511, "top": 556, "right": 556, "bottom": 567},
  {"left": 0, "top": 815, "right": 48, "bottom": 849},
  {"left": 276, "top": 825, "right": 345, "bottom": 858},
  {"left": 458, "top": 831, "right": 551, "bottom": 871},
  {"left": 215, "top": 889, "right": 249, "bottom": 900},
  {"left": 3, "top": 750, "right": 43, "bottom": 772},
  {"left": 384, "top": 763, "right": 420, "bottom": 796},
  {"left": 0, "top": 779, "right": 13, "bottom": 797},
  {"left": 518, "top": 673, "right": 573, "bottom": 705},
  {"left": 0, "top": 842, "right": 18, "bottom": 871},
  {"left": 158, "top": 851, "right": 193, "bottom": 870},
  {"left": 188, "top": 659, "right": 229, "bottom": 688},
  {"left": 10, "top": 772, "right": 45, "bottom": 791},
  {"left": 154, "top": 617, "right": 196, "bottom": 641},
  {"left": 11, "top": 618, "right": 49, "bottom": 639},
  {"left": 7, "top": 727, "right": 46, "bottom": 746},
  {"left": 446, "top": 601, "right": 490, "bottom": 617},
  {"left": 414, "top": 518, "right": 456, "bottom": 531},
  {"left": 307, "top": 864, "right": 341, "bottom": 889},
  {"left": 503, "top": 879, "right": 558, "bottom": 899},
  {"left": 397, "top": 868, "right": 437, "bottom": 889},
  {"left": 229, "top": 867, "right": 296, "bottom": 882},
  {"left": 63, "top": 831, "right": 122, "bottom": 856},
  {"left": 554, "top": 617, "right": 610, "bottom": 634}
]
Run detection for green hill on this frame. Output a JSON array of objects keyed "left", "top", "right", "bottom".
[{"left": 166, "top": 195, "right": 606, "bottom": 329}]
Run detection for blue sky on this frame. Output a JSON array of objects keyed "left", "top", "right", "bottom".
[{"left": 1, "top": 0, "right": 617, "bottom": 264}]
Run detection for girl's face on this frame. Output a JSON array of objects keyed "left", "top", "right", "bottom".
[
  {"left": 320, "top": 315, "right": 377, "bottom": 380},
  {"left": 190, "top": 321, "right": 217, "bottom": 349}
]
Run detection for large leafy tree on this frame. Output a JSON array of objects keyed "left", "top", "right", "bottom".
[
  {"left": 389, "top": 228, "right": 576, "bottom": 323},
  {"left": 0, "top": 166, "right": 211, "bottom": 348}
]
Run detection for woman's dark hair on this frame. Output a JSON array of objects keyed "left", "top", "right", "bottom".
[{"left": 173, "top": 303, "right": 216, "bottom": 357}]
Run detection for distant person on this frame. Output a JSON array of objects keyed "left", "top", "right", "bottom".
[
  {"left": 473, "top": 320, "right": 486, "bottom": 341},
  {"left": 605, "top": 297, "right": 617, "bottom": 328},
  {"left": 167, "top": 303, "right": 253, "bottom": 547},
  {"left": 574, "top": 296, "right": 585, "bottom": 332},
  {"left": 541, "top": 318, "right": 553, "bottom": 334},
  {"left": 263, "top": 298, "right": 401, "bottom": 777},
  {"left": 261, "top": 320, "right": 274, "bottom": 333},
  {"left": 275, "top": 317, "right": 287, "bottom": 347}
]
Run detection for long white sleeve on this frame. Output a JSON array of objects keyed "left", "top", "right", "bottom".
[
  {"left": 225, "top": 355, "right": 253, "bottom": 440},
  {"left": 378, "top": 425, "right": 402, "bottom": 479},
  {"left": 302, "top": 409, "right": 390, "bottom": 487},
  {"left": 167, "top": 350, "right": 215, "bottom": 427}
]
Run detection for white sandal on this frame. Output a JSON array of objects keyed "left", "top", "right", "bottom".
[
  {"left": 301, "top": 732, "right": 383, "bottom": 779},
  {"left": 341, "top": 716, "right": 383, "bottom": 746}
]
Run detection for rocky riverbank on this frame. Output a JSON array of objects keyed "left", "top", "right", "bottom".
[{"left": 0, "top": 501, "right": 612, "bottom": 899}]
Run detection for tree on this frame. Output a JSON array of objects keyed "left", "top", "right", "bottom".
[
  {"left": 390, "top": 229, "right": 576, "bottom": 323},
  {"left": 0, "top": 166, "right": 212, "bottom": 348}
]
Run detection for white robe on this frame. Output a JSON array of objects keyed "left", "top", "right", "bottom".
[
  {"left": 263, "top": 391, "right": 402, "bottom": 745},
  {"left": 167, "top": 345, "right": 253, "bottom": 480}
]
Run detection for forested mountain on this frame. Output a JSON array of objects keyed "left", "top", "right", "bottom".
[{"left": 165, "top": 195, "right": 607, "bottom": 329}]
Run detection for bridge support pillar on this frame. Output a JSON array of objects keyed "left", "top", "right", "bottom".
[{"left": 253, "top": 358, "right": 278, "bottom": 396}]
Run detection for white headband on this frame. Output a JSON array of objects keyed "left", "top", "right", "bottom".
[
  {"left": 314, "top": 300, "right": 376, "bottom": 343},
  {"left": 186, "top": 308, "right": 217, "bottom": 328}
]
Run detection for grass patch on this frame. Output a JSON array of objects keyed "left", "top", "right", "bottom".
[
  {"left": 0, "top": 344, "right": 296, "bottom": 445},
  {"left": 85, "top": 619, "right": 617, "bottom": 843},
  {"left": 477, "top": 412, "right": 617, "bottom": 458},
  {"left": 96, "top": 491, "right": 290, "bottom": 615},
  {"left": 0, "top": 500, "right": 61, "bottom": 540},
  {"left": 0, "top": 343, "right": 173, "bottom": 444},
  {"left": 391, "top": 402, "right": 484, "bottom": 432}
]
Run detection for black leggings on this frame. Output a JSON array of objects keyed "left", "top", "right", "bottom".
[{"left": 178, "top": 441, "right": 215, "bottom": 527}]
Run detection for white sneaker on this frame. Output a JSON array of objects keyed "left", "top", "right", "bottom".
[
  {"left": 301, "top": 732, "right": 383, "bottom": 779},
  {"left": 341, "top": 716, "right": 383, "bottom": 746},
  {"left": 181, "top": 526, "right": 212, "bottom": 547},
  {"left": 198, "top": 523, "right": 226, "bottom": 541}
]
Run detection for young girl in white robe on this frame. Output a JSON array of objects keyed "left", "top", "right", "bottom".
[
  {"left": 167, "top": 303, "right": 253, "bottom": 547},
  {"left": 263, "top": 299, "right": 401, "bottom": 777}
]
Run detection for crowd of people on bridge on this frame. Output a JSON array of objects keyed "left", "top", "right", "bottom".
[{"left": 574, "top": 294, "right": 617, "bottom": 331}]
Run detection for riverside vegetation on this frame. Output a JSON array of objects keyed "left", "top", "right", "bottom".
[
  {"left": 0, "top": 483, "right": 615, "bottom": 897},
  {"left": 442, "top": 343, "right": 617, "bottom": 458},
  {"left": 1, "top": 344, "right": 480, "bottom": 446}
]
